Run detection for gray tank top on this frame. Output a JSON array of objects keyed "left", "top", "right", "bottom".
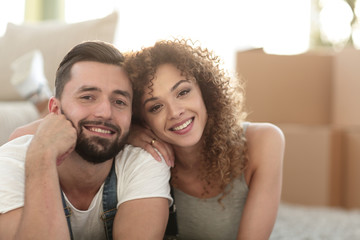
[{"left": 173, "top": 122, "right": 249, "bottom": 240}]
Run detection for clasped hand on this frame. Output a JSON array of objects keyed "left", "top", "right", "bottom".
[{"left": 29, "top": 113, "right": 77, "bottom": 166}]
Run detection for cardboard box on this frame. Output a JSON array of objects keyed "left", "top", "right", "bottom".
[
  {"left": 236, "top": 49, "right": 333, "bottom": 125},
  {"left": 278, "top": 124, "right": 343, "bottom": 207},
  {"left": 342, "top": 128, "right": 360, "bottom": 209},
  {"left": 332, "top": 48, "right": 360, "bottom": 127}
]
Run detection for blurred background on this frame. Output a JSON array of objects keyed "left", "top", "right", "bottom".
[
  {"left": 0, "top": 0, "right": 360, "bottom": 210},
  {"left": 1, "top": 0, "right": 359, "bottom": 72}
]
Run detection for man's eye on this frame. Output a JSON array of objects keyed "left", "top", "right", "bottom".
[
  {"left": 115, "top": 99, "right": 126, "bottom": 106},
  {"left": 80, "top": 95, "right": 93, "bottom": 100}
]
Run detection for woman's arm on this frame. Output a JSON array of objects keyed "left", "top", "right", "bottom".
[
  {"left": 127, "top": 124, "right": 175, "bottom": 167},
  {"left": 8, "top": 119, "right": 175, "bottom": 167},
  {"left": 237, "top": 122, "right": 285, "bottom": 240},
  {"left": 8, "top": 119, "right": 43, "bottom": 141}
]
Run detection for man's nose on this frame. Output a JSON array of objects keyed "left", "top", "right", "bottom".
[{"left": 94, "top": 99, "right": 112, "bottom": 119}]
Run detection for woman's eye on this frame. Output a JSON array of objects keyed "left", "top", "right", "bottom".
[
  {"left": 149, "top": 104, "right": 162, "bottom": 113},
  {"left": 178, "top": 89, "right": 190, "bottom": 97}
]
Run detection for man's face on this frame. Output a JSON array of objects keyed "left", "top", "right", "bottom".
[{"left": 58, "top": 61, "right": 132, "bottom": 164}]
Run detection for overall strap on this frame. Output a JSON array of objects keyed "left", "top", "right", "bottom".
[
  {"left": 61, "top": 160, "right": 118, "bottom": 240},
  {"left": 61, "top": 190, "right": 74, "bottom": 240},
  {"left": 164, "top": 186, "right": 178, "bottom": 240},
  {"left": 101, "top": 159, "right": 118, "bottom": 240}
]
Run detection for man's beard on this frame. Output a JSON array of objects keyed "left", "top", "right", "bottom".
[
  {"left": 75, "top": 119, "right": 128, "bottom": 164},
  {"left": 61, "top": 109, "right": 128, "bottom": 164}
]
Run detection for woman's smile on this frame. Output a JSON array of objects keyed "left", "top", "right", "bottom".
[{"left": 169, "top": 117, "right": 194, "bottom": 134}]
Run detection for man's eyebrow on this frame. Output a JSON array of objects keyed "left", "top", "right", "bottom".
[
  {"left": 76, "top": 86, "right": 131, "bottom": 100},
  {"left": 77, "top": 86, "right": 100, "bottom": 93},
  {"left": 113, "top": 89, "right": 132, "bottom": 100}
]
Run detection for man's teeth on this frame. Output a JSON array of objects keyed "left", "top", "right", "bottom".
[
  {"left": 172, "top": 119, "right": 192, "bottom": 131},
  {"left": 89, "top": 127, "right": 111, "bottom": 134}
]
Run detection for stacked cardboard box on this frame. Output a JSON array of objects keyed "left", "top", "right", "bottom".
[
  {"left": 341, "top": 128, "right": 360, "bottom": 208},
  {"left": 236, "top": 48, "right": 360, "bottom": 209}
]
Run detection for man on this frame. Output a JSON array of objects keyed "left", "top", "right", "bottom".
[{"left": 0, "top": 41, "right": 172, "bottom": 240}]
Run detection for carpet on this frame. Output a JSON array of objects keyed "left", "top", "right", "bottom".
[{"left": 270, "top": 203, "right": 360, "bottom": 240}]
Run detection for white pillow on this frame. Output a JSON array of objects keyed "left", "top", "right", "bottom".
[
  {"left": 0, "top": 12, "right": 118, "bottom": 101},
  {"left": 0, "top": 101, "right": 39, "bottom": 146}
]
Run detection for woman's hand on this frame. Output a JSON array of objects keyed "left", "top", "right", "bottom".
[
  {"left": 127, "top": 124, "right": 175, "bottom": 167},
  {"left": 8, "top": 118, "right": 44, "bottom": 141}
]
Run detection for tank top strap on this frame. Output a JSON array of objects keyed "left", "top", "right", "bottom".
[{"left": 242, "top": 122, "right": 250, "bottom": 136}]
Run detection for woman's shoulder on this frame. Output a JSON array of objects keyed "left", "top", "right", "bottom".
[
  {"left": 245, "top": 122, "right": 284, "bottom": 143},
  {"left": 243, "top": 122, "right": 285, "bottom": 184},
  {"left": 245, "top": 122, "right": 285, "bottom": 165}
]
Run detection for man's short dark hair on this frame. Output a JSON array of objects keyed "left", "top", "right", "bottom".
[{"left": 55, "top": 41, "right": 125, "bottom": 99}]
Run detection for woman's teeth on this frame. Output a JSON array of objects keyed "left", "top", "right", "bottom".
[{"left": 172, "top": 119, "right": 193, "bottom": 131}]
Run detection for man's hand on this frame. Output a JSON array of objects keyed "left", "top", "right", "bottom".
[{"left": 29, "top": 113, "right": 77, "bottom": 166}]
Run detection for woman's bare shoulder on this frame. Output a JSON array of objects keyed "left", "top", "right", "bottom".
[
  {"left": 245, "top": 122, "right": 284, "bottom": 143},
  {"left": 245, "top": 122, "right": 285, "bottom": 170}
]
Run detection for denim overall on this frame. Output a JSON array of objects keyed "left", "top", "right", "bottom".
[{"left": 61, "top": 161, "right": 118, "bottom": 240}]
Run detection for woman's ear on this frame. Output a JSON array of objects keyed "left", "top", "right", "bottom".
[{"left": 48, "top": 97, "right": 61, "bottom": 114}]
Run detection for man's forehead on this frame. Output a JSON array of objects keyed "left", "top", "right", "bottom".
[
  {"left": 65, "top": 61, "right": 133, "bottom": 95},
  {"left": 76, "top": 85, "right": 132, "bottom": 99}
]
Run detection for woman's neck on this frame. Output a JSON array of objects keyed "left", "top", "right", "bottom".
[{"left": 173, "top": 140, "right": 203, "bottom": 171}]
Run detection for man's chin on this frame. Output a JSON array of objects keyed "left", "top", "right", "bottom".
[{"left": 75, "top": 136, "right": 125, "bottom": 164}]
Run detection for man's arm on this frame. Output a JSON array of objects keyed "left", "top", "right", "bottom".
[
  {"left": 113, "top": 198, "right": 169, "bottom": 239},
  {"left": 112, "top": 145, "right": 172, "bottom": 240},
  {"left": 0, "top": 113, "right": 77, "bottom": 240},
  {"left": 0, "top": 208, "right": 22, "bottom": 240}
]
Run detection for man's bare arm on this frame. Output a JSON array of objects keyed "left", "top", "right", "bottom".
[
  {"left": 113, "top": 198, "right": 169, "bottom": 240},
  {"left": 0, "top": 114, "right": 76, "bottom": 239}
]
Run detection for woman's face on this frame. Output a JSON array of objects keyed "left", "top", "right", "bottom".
[{"left": 141, "top": 64, "right": 208, "bottom": 148}]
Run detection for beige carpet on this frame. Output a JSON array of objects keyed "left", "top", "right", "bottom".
[{"left": 270, "top": 203, "right": 360, "bottom": 240}]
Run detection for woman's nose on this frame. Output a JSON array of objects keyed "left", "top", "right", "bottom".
[{"left": 168, "top": 102, "right": 184, "bottom": 119}]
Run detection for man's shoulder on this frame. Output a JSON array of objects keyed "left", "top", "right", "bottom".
[
  {"left": 115, "top": 144, "right": 153, "bottom": 163},
  {"left": 114, "top": 144, "right": 169, "bottom": 171}
]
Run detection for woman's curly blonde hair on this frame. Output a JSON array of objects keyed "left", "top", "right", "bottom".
[{"left": 125, "top": 39, "right": 248, "bottom": 201}]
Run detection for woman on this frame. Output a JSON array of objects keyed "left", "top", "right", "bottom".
[{"left": 124, "top": 39, "right": 285, "bottom": 240}]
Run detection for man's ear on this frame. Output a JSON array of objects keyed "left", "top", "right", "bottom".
[{"left": 48, "top": 97, "right": 61, "bottom": 114}]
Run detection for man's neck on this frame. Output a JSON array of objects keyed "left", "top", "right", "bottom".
[{"left": 57, "top": 153, "right": 114, "bottom": 210}]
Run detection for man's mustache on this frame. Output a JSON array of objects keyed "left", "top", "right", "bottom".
[
  {"left": 79, "top": 120, "right": 120, "bottom": 134},
  {"left": 60, "top": 108, "right": 120, "bottom": 134}
]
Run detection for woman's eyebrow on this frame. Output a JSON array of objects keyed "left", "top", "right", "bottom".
[
  {"left": 143, "top": 79, "right": 191, "bottom": 106},
  {"left": 171, "top": 79, "right": 191, "bottom": 92},
  {"left": 143, "top": 96, "right": 158, "bottom": 107}
]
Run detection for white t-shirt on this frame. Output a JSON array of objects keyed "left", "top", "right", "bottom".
[{"left": 0, "top": 135, "right": 172, "bottom": 240}]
